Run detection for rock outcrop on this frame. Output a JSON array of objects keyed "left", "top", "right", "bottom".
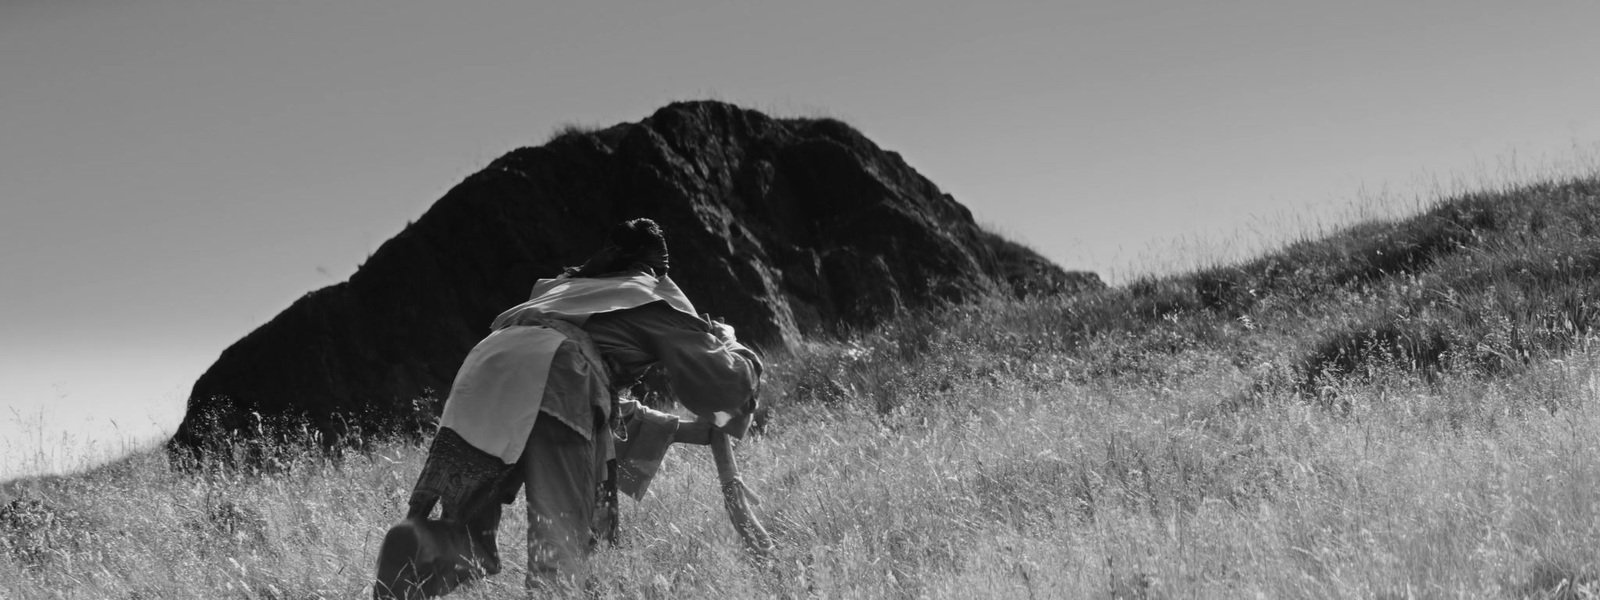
[{"left": 170, "top": 101, "right": 1102, "bottom": 453}]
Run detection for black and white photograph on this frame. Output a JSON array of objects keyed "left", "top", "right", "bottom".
[{"left": 3, "top": 1, "right": 1599, "bottom": 597}]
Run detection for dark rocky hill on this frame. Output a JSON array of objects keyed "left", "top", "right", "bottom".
[{"left": 170, "top": 101, "right": 1101, "bottom": 454}]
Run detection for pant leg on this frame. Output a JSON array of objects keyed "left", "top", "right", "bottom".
[
  {"left": 522, "top": 413, "right": 599, "bottom": 586},
  {"left": 385, "top": 427, "right": 511, "bottom": 593}
]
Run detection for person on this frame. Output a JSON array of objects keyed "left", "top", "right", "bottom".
[{"left": 374, "top": 218, "right": 762, "bottom": 598}]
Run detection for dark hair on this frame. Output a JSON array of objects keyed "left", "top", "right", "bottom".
[
  {"left": 609, "top": 218, "right": 665, "bottom": 256},
  {"left": 566, "top": 218, "right": 671, "bottom": 277}
]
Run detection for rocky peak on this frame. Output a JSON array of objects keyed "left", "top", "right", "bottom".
[{"left": 170, "top": 101, "right": 1102, "bottom": 454}]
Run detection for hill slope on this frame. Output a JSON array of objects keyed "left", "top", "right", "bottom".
[
  {"left": 1077, "top": 176, "right": 1600, "bottom": 401},
  {"left": 7, "top": 173, "right": 1599, "bottom": 599},
  {"left": 826, "top": 175, "right": 1600, "bottom": 438}
]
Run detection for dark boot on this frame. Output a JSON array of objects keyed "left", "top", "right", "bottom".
[{"left": 372, "top": 518, "right": 491, "bottom": 599}]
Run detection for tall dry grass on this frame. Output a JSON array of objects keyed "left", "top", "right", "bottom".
[{"left": 5, "top": 174, "right": 1600, "bottom": 599}]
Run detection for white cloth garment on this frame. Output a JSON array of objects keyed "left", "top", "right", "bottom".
[
  {"left": 491, "top": 273, "right": 697, "bottom": 330},
  {"left": 438, "top": 325, "right": 568, "bottom": 462}
]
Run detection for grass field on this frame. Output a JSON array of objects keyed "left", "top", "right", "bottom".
[{"left": 5, "top": 173, "right": 1600, "bottom": 598}]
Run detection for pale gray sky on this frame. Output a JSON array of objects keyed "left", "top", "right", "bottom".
[{"left": 3, "top": 0, "right": 1598, "bottom": 478}]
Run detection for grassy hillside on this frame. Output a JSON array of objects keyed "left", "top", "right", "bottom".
[{"left": 5, "top": 174, "right": 1600, "bottom": 598}]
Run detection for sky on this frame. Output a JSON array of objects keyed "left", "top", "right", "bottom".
[{"left": 3, "top": 0, "right": 1598, "bottom": 480}]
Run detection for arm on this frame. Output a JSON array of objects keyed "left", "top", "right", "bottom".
[
  {"left": 618, "top": 400, "right": 774, "bottom": 562},
  {"left": 633, "top": 309, "right": 762, "bottom": 437},
  {"left": 609, "top": 318, "right": 761, "bottom": 498}
]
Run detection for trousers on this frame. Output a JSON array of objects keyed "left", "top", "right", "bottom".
[
  {"left": 517, "top": 411, "right": 606, "bottom": 583},
  {"left": 379, "top": 414, "right": 608, "bottom": 598}
]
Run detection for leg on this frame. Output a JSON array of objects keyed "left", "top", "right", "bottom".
[
  {"left": 375, "top": 428, "right": 513, "bottom": 599},
  {"left": 521, "top": 414, "right": 599, "bottom": 589}
]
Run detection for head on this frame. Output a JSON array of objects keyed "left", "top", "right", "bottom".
[{"left": 567, "top": 218, "right": 670, "bottom": 278}]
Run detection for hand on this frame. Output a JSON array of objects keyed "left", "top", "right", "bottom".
[{"left": 703, "top": 314, "right": 736, "bottom": 342}]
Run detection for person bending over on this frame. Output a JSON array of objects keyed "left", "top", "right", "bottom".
[{"left": 375, "top": 218, "right": 761, "bottom": 598}]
